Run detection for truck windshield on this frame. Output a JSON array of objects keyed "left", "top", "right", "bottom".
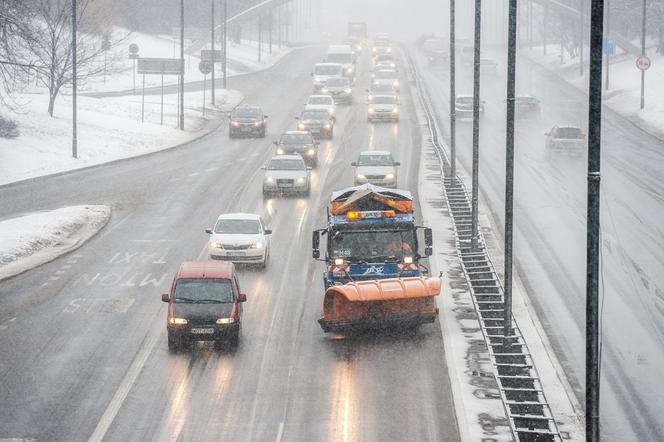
[
  {"left": 328, "top": 54, "right": 352, "bottom": 63},
  {"left": 330, "top": 229, "right": 416, "bottom": 261}
]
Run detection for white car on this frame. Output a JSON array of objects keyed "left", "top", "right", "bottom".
[
  {"left": 352, "top": 150, "right": 400, "bottom": 188},
  {"left": 372, "top": 69, "right": 399, "bottom": 92},
  {"left": 305, "top": 95, "right": 336, "bottom": 117},
  {"left": 262, "top": 154, "right": 311, "bottom": 197},
  {"left": 206, "top": 213, "right": 271, "bottom": 268},
  {"left": 311, "top": 63, "right": 344, "bottom": 93},
  {"left": 367, "top": 94, "right": 399, "bottom": 123}
]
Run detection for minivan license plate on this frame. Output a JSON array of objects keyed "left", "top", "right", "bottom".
[{"left": 191, "top": 328, "right": 214, "bottom": 334}]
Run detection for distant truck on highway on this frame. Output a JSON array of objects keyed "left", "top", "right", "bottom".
[
  {"left": 311, "top": 185, "right": 440, "bottom": 332},
  {"left": 348, "top": 22, "right": 368, "bottom": 39}
]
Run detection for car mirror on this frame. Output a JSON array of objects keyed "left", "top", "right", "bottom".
[
  {"left": 264, "top": 229, "right": 272, "bottom": 235},
  {"left": 544, "top": 132, "right": 550, "bottom": 136},
  {"left": 238, "top": 293, "right": 247, "bottom": 302},
  {"left": 394, "top": 161, "right": 401, "bottom": 166},
  {"left": 261, "top": 166, "right": 266, "bottom": 170},
  {"left": 273, "top": 141, "right": 278, "bottom": 145},
  {"left": 351, "top": 161, "right": 357, "bottom": 166},
  {"left": 205, "top": 228, "right": 213, "bottom": 234},
  {"left": 161, "top": 293, "right": 170, "bottom": 303},
  {"left": 264, "top": 115, "right": 269, "bottom": 118},
  {"left": 295, "top": 117, "right": 300, "bottom": 120}
]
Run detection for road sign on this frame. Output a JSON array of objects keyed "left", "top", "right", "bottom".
[
  {"left": 636, "top": 56, "right": 651, "bottom": 71},
  {"left": 602, "top": 37, "right": 615, "bottom": 55},
  {"left": 199, "top": 60, "right": 212, "bottom": 75},
  {"left": 137, "top": 58, "right": 182, "bottom": 75},
  {"left": 129, "top": 43, "right": 139, "bottom": 54},
  {"left": 200, "top": 49, "right": 223, "bottom": 62}
]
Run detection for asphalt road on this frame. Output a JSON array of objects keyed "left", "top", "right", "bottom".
[
  {"left": 0, "top": 47, "right": 460, "bottom": 441},
  {"left": 414, "top": 46, "right": 664, "bottom": 440}
]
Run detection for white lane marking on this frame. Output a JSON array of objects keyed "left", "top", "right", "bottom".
[
  {"left": 41, "top": 282, "right": 49, "bottom": 287},
  {"left": 187, "top": 172, "right": 200, "bottom": 177},
  {"left": 205, "top": 167, "right": 219, "bottom": 172},
  {"left": 238, "top": 157, "right": 248, "bottom": 161},
  {"left": 0, "top": 325, "right": 8, "bottom": 331},
  {"left": 276, "top": 422, "right": 285, "bottom": 442},
  {"left": 128, "top": 239, "right": 153, "bottom": 243},
  {"left": 48, "top": 276, "right": 60, "bottom": 281},
  {"left": 88, "top": 321, "right": 162, "bottom": 442},
  {"left": 61, "top": 264, "right": 72, "bottom": 269},
  {"left": 54, "top": 270, "right": 66, "bottom": 275},
  {"left": 251, "top": 152, "right": 260, "bottom": 157},
  {"left": 168, "top": 178, "right": 181, "bottom": 182}
]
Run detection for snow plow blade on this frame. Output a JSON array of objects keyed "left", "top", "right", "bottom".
[{"left": 318, "top": 277, "right": 441, "bottom": 333}]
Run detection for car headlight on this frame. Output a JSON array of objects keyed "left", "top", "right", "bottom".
[
  {"left": 372, "top": 47, "right": 377, "bottom": 53},
  {"left": 210, "top": 241, "right": 224, "bottom": 249},
  {"left": 385, "top": 173, "right": 395, "bottom": 180},
  {"left": 254, "top": 121, "right": 262, "bottom": 127},
  {"left": 216, "top": 317, "right": 235, "bottom": 324},
  {"left": 387, "top": 47, "right": 392, "bottom": 53},
  {"left": 356, "top": 174, "right": 366, "bottom": 180},
  {"left": 297, "top": 177, "right": 306, "bottom": 183},
  {"left": 307, "top": 148, "right": 316, "bottom": 155},
  {"left": 314, "top": 77, "right": 323, "bottom": 84},
  {"left": 265, "top": 176, "right": 274, "bottom": 183},
  {"left": 346, "top": 67, "right": 354, "bottom": 74},
  {"left": 276, "top": 148, "right": 284, "bottom": 154},
  {"left": 298, "top": 123, "right": 306, "bottom": 130},
  {"left": 250, "top": 242, "right": 264, "bottom": 249},
  {"left": 393, "top": 80, "right": 399, "bottom": 87},
  {"left": 321, "top": 88, "right": 328, "bottom": 93},
  {"left": 169, "top": 317, "right": 188, "bottom": 325},
  {"left": 231, "top": 121, "right": 240, "bottom": 127},
  {"left": 324, "top": 123, "right": 331, "bottom": 129},
  {"left": 392, "top": 108, "right": 399, "bottom": 114},
  {"left": 368, "top": 108, "right": 375, "bottom": 114},
  {"left": 344, "top": 88, "right": 352, "bottom": 94}
]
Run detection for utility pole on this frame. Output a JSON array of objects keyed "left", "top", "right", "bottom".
[
  {"left": 640, "top": 0, "right": 646, "bottom": 109},
  {"left": 449, "top": 0, "right": 456, "bottom": 178},
  {"left": 258, "top": 15, "right": 262, "bottom": 63},
  {"left": 586, "top": 0, "right": 605, "bottom": 439},
  {"left": 471, "top": 0, "right": 482, "bottom": 251},
  {"left": 222, "top": 0, "right": 227, "bottom": 89},
  {"left": 503, "top": 0, "right": 518, "bottom": 350},
  {"left": 71, "top": 0, "right": 77, "bottom": 158},
  {"left": 605, "top": 0, "right": 610, "bottom": 90},
  {"left": 210, "top": 0, "right": 215, "bottom": 105},
  {"left": 579, "top": 0, "right": 584, "bottom": 77},
  {"left": 179, "top": 0, "right": 185, "bottom": 130}
]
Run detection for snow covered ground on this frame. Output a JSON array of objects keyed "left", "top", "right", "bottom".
[
  {"left": 524, "top": 45, "right": 664, "bottom": 139},
  {"left": 0, "top": 205, "right": 111, "bottom": 281}
]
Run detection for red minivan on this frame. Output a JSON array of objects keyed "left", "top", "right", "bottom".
[{"left": 161, "top": 260, "right": 246, "bottom": 351}]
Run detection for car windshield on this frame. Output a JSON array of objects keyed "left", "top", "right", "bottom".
[
  {"left": 301, "top": 111, "right": 328, "bottom": 120},
  {"left": 371, "top": 85, "right": 394, "bottom": 93},
  {"left": 330, "top": 229, "right": 416, "bottom": 261},
  {"left": 358, "top": 153, "right": 394, "bottom": 166},
  {"left": 328, "top": 53, "right": 352, "bottom": 63},
  {"left": 326, "top": 78, "right": 350, "bottom": 87},
  {"left": 280, "top": 133, "right": 313, "bottom": 144},
  {"left": 371, "top": 96, "right": 396, "bottom": 105},
  {"left": 173, "top": 279, "right": 233, "bottom": 303},
  {"left": 556, "top": 127, "right": 583, "bottom": 139},
  {"left": 315, "top": 65, "right": 341, "bottom": 75},
  {"left": 268, "top": 158, "right": 305, "bottom": 170},
  {"left": 374, "top": 40, "right": 390, "bottom": 47},
  {"left": 232, "top": 107, "right": 260, "bottom": 118},
  {"left": 308, "top": 97, "right": 333, "bottom": 105},
  {"left": 374, "top": 71, "right": 396, "bottom": 79},
  {"left": 214, "top": 219, "right": 261, "bottom": 234},
  {"left": 456, "top": 97, "right": 473, "bottom": 104}
]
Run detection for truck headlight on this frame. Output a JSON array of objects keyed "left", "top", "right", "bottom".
[
  {"left": 210, "top": 241, "right": 224, "bottom": 249},
  {"left": 334, "top": 258, "right": 344, "bottom": 265},
  {"left": 169, "top": 317, "right": 188, "bottom": 325},
  {"left": 216, "top": 317, "right": 235, "bottom": 324},
  {"left": 403, "top": 256, "right": 414, "bottom": 264}
]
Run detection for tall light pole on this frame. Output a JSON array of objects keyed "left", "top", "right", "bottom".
[
  {"left": 71, "top": 0, "right": 78, "bottom": 158},
  {"left": 210, "top": 0, "right": 215, "bottom": 105},
  {"left": 503, "top": 0, "right": 518, "bottom": 349},
  {"left": 579, "top": 0, "right": 584, "bottom": 77},
  {"left": 449, "top": 0, "right": 456, "bottom": 178},
  {"left": 471, "top": 0, "right": 482, "bottom": 251},
  {"left": 586, "top": 0, "right": 605, "bottom": 439},
  {"left": 640, "top": 0, "right": 646, "bottom": 109},
  {"left": 179, "top": 0, "right": 185, "bottom": 130},
  {"left": 222, "top": 0, "right": 227, "bottom": 89}
]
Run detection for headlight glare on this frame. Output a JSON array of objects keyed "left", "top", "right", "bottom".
[
  {"left": 210, "top": 241, "right": 223, "bottom": 249},
  {"left": 216, "top": 317, "right": 235, "bottom": 324},
  {"left": 169, "top": 317, "right": 188, "bottom": 325},
  {"left": 307, "top": 148, "right": 315, "bottom": 155},
  {"left": 276, "top": 148, "right": 284, "bottom": 154},
  {"left": 250, "top": 242, "right": 264, "bottom": 249}
]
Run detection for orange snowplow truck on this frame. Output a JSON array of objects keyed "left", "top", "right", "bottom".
[{"left": 312, "top": 184, "right": 441, "bottom": 333}]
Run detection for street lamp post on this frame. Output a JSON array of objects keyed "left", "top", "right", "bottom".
[
  {"left": 449, "top": 0, "right": 456, "bottom": 179},
  {"left": 640, "top": 0, "right": 646, "bottom": 109},
  {"left": 471, "top": 0, "right": 482, "bottom": 252},
  {"left": 71, "top": 0, "right": 78, "bottom": 158},
  {"left": 179, "top": 0, "right": 185, "bottom": 130},
  {"left": 211, "top": 0, "right": 215, "bottom": 105}
]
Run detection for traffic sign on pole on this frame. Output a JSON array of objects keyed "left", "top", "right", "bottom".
[
  {"left": 636, "top": 56, "right": 651, "bottom": 71},
  {"left": 602, "top": 37, "right": 615, "bottom": 55}
]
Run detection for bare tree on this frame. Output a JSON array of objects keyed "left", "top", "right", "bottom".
[
  {"left": 27, "top": 0, "right": 109, "bottom": 116},
  {"left": 0, "top": 0, "right": 37, "bottom": 107}
]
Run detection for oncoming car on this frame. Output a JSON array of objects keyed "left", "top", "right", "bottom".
[
  {"left": 367, "top": 94, "right": 400, "bottom": 123},
  {"left": 311, "top": 63, "right": 343, "bottom": 93},
  {"left": 305, "top": 95, "right": 336, "bottom": 117},
  {"left": 352, "top": 150, "right": 400, "bottom": 188},
  {"left": 262, "top": 154, "right": 311, "bottom": 197},
  {"left": 367, "top": 83, "right": 398, "bottom": 100},
  {"left": 228, "top": 105, "right": 268, "bottom": 138},
  {"left": 545, "top": 125, "right": 586, "bottom": 151},
  {"left": 274, "top": 131, "right": 319, "bottom": 167},
  {"left": 205, "top": 213, "right": 271, "bottom": 268},
  {"left": 297, "top": 109, "right": 335, "bottom": 139},
  {"left": 162, "top": 260, "right": 247, "bottom": 351},
  {"left": 454, "top": 94, "right": 485, "bottom": 119},
  {"left": 372, "top": 69, "right": 399, "bottom": 92},
  {"left": 321, "top": 76, "right": 353, "bottom": 104}
]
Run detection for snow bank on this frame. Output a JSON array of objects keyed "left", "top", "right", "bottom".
[
  {"left": 524, "top": 45, "right": 664, "bottom": 139},
  {"left": 0, "top": 205, "right": 111, "bottom": 281}
]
